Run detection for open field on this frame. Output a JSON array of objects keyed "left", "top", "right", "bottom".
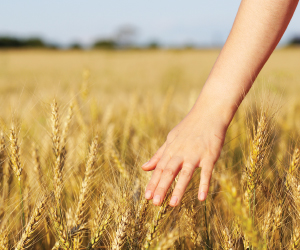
[{"left": 1, "top": 48, "right": 300, "bottom": 249}]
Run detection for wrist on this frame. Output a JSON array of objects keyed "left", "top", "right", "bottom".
[{"left": 192, "top": 81, "right": 240, "bottom": 129}]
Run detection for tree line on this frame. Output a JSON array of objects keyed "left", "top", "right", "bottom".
[{"left": 0, "top": 35, "right": 299, "bottom": 50}]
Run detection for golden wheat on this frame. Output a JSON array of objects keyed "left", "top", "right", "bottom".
[{"left": 1, "top": 49, "right": 300, "bottom": 249}]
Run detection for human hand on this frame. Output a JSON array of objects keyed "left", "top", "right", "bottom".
[{"left": 141, "top": 105, "right": 228, "bottom": 207}]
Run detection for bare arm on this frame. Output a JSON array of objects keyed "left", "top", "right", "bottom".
[
  {"left": 142, "top": 0, "right": 299, "bottom": 206},
  {"left": 198, "top": 0, "right": 299, "bottom": 127}
]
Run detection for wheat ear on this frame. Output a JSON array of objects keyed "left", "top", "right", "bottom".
[
  {"left": 221, "top": 227, "right": 234, "bottom": 250},
  {"left": 143, "top": 190, "right": 172, "bottom": 249},
  {"left": 92, "top": 194, "right": 105, "bottom": 234},
  {"left": 51, "top": 99, "right": 64, "bottom": 203},
  {"left": 111, "top": 209, "right": 131, "bottom": 250},
  {"left": 290, "top": 223, "right": 300, "bottom": 249},
  {"left": 88, "top": 210, "right": 114, "bottom": 249},
  {"left": 183, "top": 203, "right": 199, "bottom": 246},
  {"left": 61, "top": 101, "right": 74, "bottom": 151},
  {"left": 51, "top": 99, "right": 61, "bottom": 158},
  {"left": 15, "top": 195, "right": 48, "bottom": 250},
  {"left": 286, "top": 148, "right": 300, "bottom": 192},
  {"left": 246, "top": 112, "right": 268, "bottom": 198},
  {"left": 32, "top": 142, "right": 44, "bottom": 190},
  {"left": 134, "top": 198, "right": 149, "bottom": 247},
  {"left": 73, "top": 136, "right": 99, "bottom": 249},
  {"left": 9, "top": 125, "right": 22, "bottom": 182},
  {"left": 0, "top": 228, "right": 9, "bottom": 250},
  {"left": 74, "top": 136, "right": 99, "bottom": 227},
  {"left": 9, "top": 124, "right": 25, "bottom": 226},
  {"left": 156, "top": 229, "right": 179, "bottom": 250},
  {"left": 110, "top": 148, "right": 129, "bottom": 180},
  {"left": 0, "top": 132, "right": 5, "bottom": 190},
  {"left": 50, "top": 206, "right": 71, "bottom": 250}
]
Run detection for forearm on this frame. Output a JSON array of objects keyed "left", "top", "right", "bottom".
[{"left": 194, "top": 0, "right": 298, "bottom": 127}]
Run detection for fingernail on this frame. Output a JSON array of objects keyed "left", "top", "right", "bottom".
[
  {"left": 145, "top": 190, "right": 152, "bottom": 199},
  {"left": 199, "top": 192, "right": 207, "bottom": 201},
  {"left": 153, "top": 195, "right": 161, "bottom": 205},
  {"left": 170, "top": 196, "right": 178, "bottom": 206},
  {"left": 142, "top": 161, "right": 149, "bottom": 168}
]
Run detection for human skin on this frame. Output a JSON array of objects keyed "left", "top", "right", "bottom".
[{"left": 142, "top": 0, "right": 299, "bottom": 207}]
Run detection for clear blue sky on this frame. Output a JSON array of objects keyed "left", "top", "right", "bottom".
[{"left": 1, "top": 1, "right": 300, "bottom": 47}]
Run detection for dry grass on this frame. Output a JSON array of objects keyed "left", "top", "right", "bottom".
[{"left": 0, "top": 48, "right": 300, "bottom": 249}]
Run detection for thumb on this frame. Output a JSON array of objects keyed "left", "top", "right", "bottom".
[{"left": 142, "top": 142, "right": 166, "bottom": 171}]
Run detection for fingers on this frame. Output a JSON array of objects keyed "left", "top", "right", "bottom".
[
  {"left": 169, "top": 162, "right": 196, "bottom": 207},
  {"left": 152, "top": 156, "right": 183, "bottom": 206},
  {"left": 142, "top": 143, "right": 166, "bottom": 171},
  {"left": 198, "top": 158, "right": 214, "bottom": 201},
  {"left": 144, "top": 155, "right": 171, "bottom": 200}
]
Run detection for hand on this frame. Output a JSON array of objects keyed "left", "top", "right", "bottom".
[{"left": 141, "top": 105, "right": 228, "bottom": 206}]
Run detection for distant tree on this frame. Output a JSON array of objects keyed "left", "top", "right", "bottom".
[
  {"left": 24, "top": 38, "right": 46, "bottom": 47},
  {"left": 69, "top": 42, "right": 82, "bottom": 50},
  {"left": 47, "top": 44, "right": 59, "bottom": 50},
  {"left": 0, "top": 36, "right": 51, "bottom": 49},
  {"left": 147, "top": 41, "right": 160, "bottom": 49},
  {"left": 0, "top": 37, "right": 23, "bottom": 48},
  {"left": 92, "top": 39, "right": 116, "bottom": 50},
  {"left": 183, "top": 43, "right": 196, "bottom": 50},
  {"left": 289, "top": 36, "right": 300, "bottom": 45}
]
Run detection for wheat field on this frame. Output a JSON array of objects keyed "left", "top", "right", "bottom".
[{"left": 0, "top": 48, "right": 300, "bottom": 249}]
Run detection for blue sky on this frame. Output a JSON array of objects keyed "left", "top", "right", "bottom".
[{"left": 1, "top": 1, "right": 300, "bottom": 47}]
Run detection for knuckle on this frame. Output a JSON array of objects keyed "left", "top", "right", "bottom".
[
  {"left": 170, "top": 155, "right": 183, "bottom": 162},
  {"left": 163, "top": 167, "right": 175, "bottom": 177},
  {"left": 155, "top": 165, "right": 164, "bottom": 174},
  {"left": 180, "top": 169, "right": 193, "bottom": 180},
  {"left": 182, "top": 162, "right": 195, "bottom": 170}
]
